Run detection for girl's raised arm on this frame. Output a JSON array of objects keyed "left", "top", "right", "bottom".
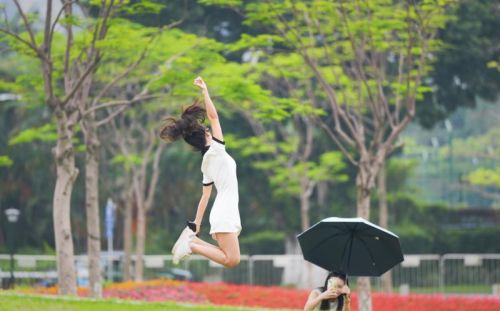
[{"left": 194, "top": 77, "right": 223, "bottom": 141}]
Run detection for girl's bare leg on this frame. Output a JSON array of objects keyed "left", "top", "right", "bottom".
[
  {"left": 191, "top": 236, "right": 219, "bottom": 250},
  {"left": 189, "top": 232, "right": 240, "bottom": 268}
]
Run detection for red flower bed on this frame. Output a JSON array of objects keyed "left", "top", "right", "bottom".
[
  {"left": 24, "top": 280, "right": 206, "bottom": 304},
  {"left": 102, "top": 279, "right": 206, "bottom": 303},
  {"left": 104, "top": 285, "right": 206, "bottom": 303},
  {"left": 187, "top": 282, "right": 311, "bottom": 309},
  {"left": 25, "top": 280, "right": 500, "bottom": 310}
]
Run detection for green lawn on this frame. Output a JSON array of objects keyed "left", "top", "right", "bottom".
[
  {"left": 411, "top": 285, "right": 493, "bottom": 294},
  {"left": 0, "top": 293, "right": 274, "bottom": 311},
  {"left": 370, "top": 284, "right": 493, "bottom": 295}
]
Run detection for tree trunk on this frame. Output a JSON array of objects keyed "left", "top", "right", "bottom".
[
  {"left": 299, "top": 177, "right": 316, "bottom": 288},
  {"left": 133, "top": 142, "right": 163, "bottom": 282},
  {"left": 123, "top": 195, "right": 133, "bottom": 281},
  {"left": 317, "top": 182, "right": 328, "bottom": 217},
  {"left": 83, "top": 116, "right": 102, "bottom": 298},
  {"left": 356, "top": 185, "right": 371, "bottom": 220},
  {"left": 357, "top": 276, "right": 373, "bottom": 311},
  {"left": 300, "top": 191, "right": 311, "bottom": 231},
  {"left": 378, "top": 162, "right": 388, "bottom": 229},
  {"left": 378, "top": 162, "right": 393, "bottom": 293},
  {"left": 134, "top": 206, "right": 146, "bottom": 282},
  {"left": 356, "top": 166, "right": 374, "bottom": 311},
  {"left": 300, "top": 191, "right": 312, "bottom": 288},
  {"left": 53, "top": 109, "right": 78, "bottom": 295}
]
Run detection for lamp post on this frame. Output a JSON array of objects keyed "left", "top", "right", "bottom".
[
  {"left": 4, "top": 208, "right": 20, "bottom": 289},
  {"left": 105, "top": 199, "right": 115, "bottom": 282}
]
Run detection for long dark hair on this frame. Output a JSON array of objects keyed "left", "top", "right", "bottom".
[
  {"left": 159, "top": 103, "right": 207, "bottom": 153},
  {"left": 318, "top": 271, "right": 348, "bottom": 310}
]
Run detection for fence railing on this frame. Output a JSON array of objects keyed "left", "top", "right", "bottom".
[{"left": 1, "top": 253, "right": 499, "bottom": 295}]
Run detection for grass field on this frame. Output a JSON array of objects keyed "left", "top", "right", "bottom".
[
  {"left": 0, "top": 293, "right": 275, "bottom": 311},
  {"left": 369, "top": 285, "right": 493, "bottom": 295},
  {"left": 3, "top": 290, "right": 500, "bottom": 311}
]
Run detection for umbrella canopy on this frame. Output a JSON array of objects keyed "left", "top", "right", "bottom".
[{"left": 297, "top": 217, "right": 404, "bottom": 276}]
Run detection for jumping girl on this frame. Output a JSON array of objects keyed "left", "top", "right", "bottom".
[{"left": 159, "top": 77, "right": 241, "bottom": 268}]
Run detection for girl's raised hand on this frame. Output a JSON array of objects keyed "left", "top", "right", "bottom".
[
  {"left": 194, "top": 76, "right": 207, "bottom": 91},
  {"left": 319, "top": 289, "right": 340, "bottom": 300},
  {"left": 340, "top": 285, "right": 351, "bottom": 295}
]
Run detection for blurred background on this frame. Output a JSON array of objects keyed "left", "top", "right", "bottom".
[{"left": 0, "top": 0, "right": 498, "bottom": 301}]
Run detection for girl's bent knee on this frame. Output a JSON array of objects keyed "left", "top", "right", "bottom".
[{"left": 224, "top": 255, "right": 240, "bottom": 268}]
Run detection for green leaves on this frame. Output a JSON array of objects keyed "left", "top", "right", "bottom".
[
  {"left": 265, "top": 150, "right": 348, "bottom": 197},
  {"left": 231, "top": 129, "right": 348, "bottom": 198},
  {"left": 226, "top": 132, "right": 278, "bottom": 157},
  {"left": 110, "top": 153, "right": 144, "bottom": 170},
  {"left": 315, "top": 151, "right": 349, "bottom": 182},
  {"left": 59, "top": 15, "right": 84, "bottom": 27},
  {"left": 0, "top": 155, "right": 13, "bottom": 167},
  {"left": 198, "top": 0, "right": 243, "bottom": 7},
  {"left": 244, "top": 0, "right": 452, "bottom": 114},
  {"left": 119, "top": 1, "right": 166, "bottom": 15},
  {"left": 466, "top": 168, "right": 500, "bottom": 188},
  {"left": 487, "top": 60, "right": 500, "bottom": 71},
  {"left": 8, "top": 123, "right": 58, "bottom": 145},
  {"left": 228, "top": 34, "right": 285, "bottom": 53}
]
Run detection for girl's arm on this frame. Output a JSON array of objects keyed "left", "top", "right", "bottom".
[
  {"left": 304, "top": 290, "right": 322, "bottom": 311},
  {"left": 341, "top": 285, "right": 351, "bottom": 311},
  {"left": 304, "top": 289, "right": 332, "bottom": 311},
  {"left": 342, "top": 294, "right": 351, "bottom": 311},
  {"left": 193, "top": 185, "right": 212, "bottom": 234},
  {"left": 304, "top": 289, "right": 340, "bottom": 311},
  {"left": 194, "top": 77, "right": 223, "bottom": 141}
]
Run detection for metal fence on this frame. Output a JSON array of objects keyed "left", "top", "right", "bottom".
[{"left": 1, "top": 253, "right": 499, "bottom": 295}]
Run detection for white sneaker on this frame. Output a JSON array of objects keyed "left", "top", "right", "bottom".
[
  {"left": 172, "top": 227, "right": 194, "bottom": 264},
  {"left": 171, "top": 227, "right": 191, "bottom": 254}
]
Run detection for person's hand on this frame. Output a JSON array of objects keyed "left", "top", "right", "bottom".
[
  {"left": 319, "top": 289, "right": 341, "bottom": 300},
  {"left": 340, "top": 285, "right": 351, "bottom": 295},
  {"left": 194, "top": 76, "right": 207, "bottom": 91}
]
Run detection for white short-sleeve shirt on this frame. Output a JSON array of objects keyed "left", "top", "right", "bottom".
[{"left": 201, "top": 138, "right": 242, "bottom": 238}]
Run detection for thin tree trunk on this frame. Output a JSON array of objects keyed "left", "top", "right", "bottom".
[
  {"left": 378, "top": 162, "right": 388, "bottom": 229},
  {"left": 300, "top": 176, "right": 316, "bottom": 289},
  {"left": 134, "top": 206, "right": 146, "bottom": 282},
  {"left": 300, "top": 191, "right": 311, "bottom": 231},
  {"left": 83, "top": 115, "right": 102, "bottom": 298},
  {"left": 300, "top": 190, "right": 312, "bottom": 289},
  {"left": 133, "top": 168, "right": 147, "bottom": 282},
  {"left": 53, "top": 109, "right": 78, "bottom": 295},
  {"left": 378, "top": 162, "right": 393, "bottom": 293},
  {"left": 317, "top": 182, "right": 328, "bottom": 217},
  {"left": 123, "top": 195, "right": 133, "bottom": 281},
  {"left": 134, "top": 140, "right": 164, "bottom": 282},
  {"left": 134, "top": 172, "right": 146, "bottom": 282},
  {"left": 356, "top": 165, "right": 373, "bottom": 311}
]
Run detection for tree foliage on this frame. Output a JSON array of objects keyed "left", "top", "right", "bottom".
[{"left": 416, "top": 0, "right": 500, "bottom": 128}]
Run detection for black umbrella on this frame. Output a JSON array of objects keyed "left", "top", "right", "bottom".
[{"left": 297, "top": 217, "right": 404, "bottom": 276}]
